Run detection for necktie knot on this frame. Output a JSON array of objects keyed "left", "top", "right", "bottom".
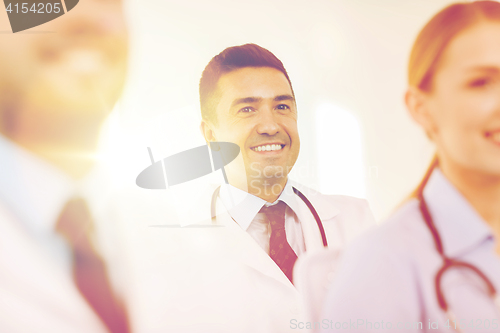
[
  {"left": 56, "top": 197, "right": 94, "bottom": 251},
  {"left": 260, "top": 201, "right": 287, "bottom": 231}
]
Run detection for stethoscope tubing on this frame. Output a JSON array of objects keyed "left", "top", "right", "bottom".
[{"left": 417, "top": 159, "right": 497, "bottom": 322}]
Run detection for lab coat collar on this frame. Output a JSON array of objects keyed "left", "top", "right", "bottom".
[
  {"left": 288, "top": 180, "right": 340, "bottom": 221},
  {"left": 287, "top": 180, "right": 340, "bottom": 253},
  {"left": 219, "top": 179, "right": 340, "bottom": 230},
  {"left": 219, "top": 179, "right": 299, "bottom": 230},
  {"left": 423, "top": 168, "right": 493, "bottom": 258}
]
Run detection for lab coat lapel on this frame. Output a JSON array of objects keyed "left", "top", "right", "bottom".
[
  {"left": 290, "top": 184, "right": 340, "bottom": 253},
  {"left": 213, "top": 195, "right": 297, "bottom": 292},
  {"left": 294, "top": 195, "right": 325, "bottom": 253}
]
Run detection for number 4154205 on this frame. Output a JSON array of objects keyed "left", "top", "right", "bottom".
[
  {"left": 444, "top": 319, "right": 498, "bottom": 330},
  {"left": 6, "top": 3, "right": 61, "bottom": 14}
]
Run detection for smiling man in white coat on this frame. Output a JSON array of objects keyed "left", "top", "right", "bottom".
[
  {"left": 199, "top": 43, "right": 375, "bottom": 279},
  {"left": 182, "top": 43, "right": 375, "bottom": 331},
  {"left": 117, "top": 43, "right": 376, "bottom": 332}
]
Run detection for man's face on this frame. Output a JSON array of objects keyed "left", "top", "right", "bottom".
[
  {"left": 0, "top": 0, "right": 128, "bottom": 117},
  {"left": 206, "top": 66, "right": 300, "bottom": 188}
]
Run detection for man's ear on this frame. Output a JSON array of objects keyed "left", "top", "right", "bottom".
[
  {"left": 405, "top": 86, "right": 437, "bottom": 140},
  {"left": 200, "top": 120, "right": 216, "bottom": 143}
]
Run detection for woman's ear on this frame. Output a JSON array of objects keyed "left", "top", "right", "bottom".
[
  {"left": 405, "top": 86, "right": 437, "bottom": 140},
  {"left": 200, "top": 120, "right": 216, "bottom": 143}
]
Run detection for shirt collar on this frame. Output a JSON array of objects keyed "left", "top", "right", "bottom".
[
  {"left": 219, "top": 179, "right": 302, "bottom": 231},
  {"left": 0, "top": 135, "right": 75, "bottom": 233},
  {"left": 423, "top": 168, "right": 494, "bottom": 257}
]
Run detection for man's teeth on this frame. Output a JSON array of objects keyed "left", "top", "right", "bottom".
[{"left": 252, "top": 144, "right": 284, "bottom": 152}]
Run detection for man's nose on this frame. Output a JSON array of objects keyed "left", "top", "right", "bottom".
[{"left": 256, "top": 109, "right": 280, "bottom": 136}]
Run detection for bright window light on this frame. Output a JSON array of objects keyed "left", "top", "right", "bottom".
[{"left": 316, "top": 103, "right": 366, "bottom": 198}]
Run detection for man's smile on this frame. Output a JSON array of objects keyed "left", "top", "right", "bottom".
[{"left": 250, "top": 143, "right": 286, "bottom": 152}]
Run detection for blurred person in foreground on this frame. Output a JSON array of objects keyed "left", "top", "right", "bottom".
[
  {"left": 0, "top": 1, "right": 129, "bottom": 332},
  {"left": 321, "top": 2, "right": 500, "bottom": 332}
]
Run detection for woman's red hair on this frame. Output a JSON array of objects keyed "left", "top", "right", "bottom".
[
  {"left": 409, "top": 1, "right": 500, "bottom": 92},
  {"left": 406, "top": 1, "right": 500, "bottom": 200}
]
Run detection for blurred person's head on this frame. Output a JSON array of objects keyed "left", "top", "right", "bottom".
[
  {"left": 405, "top": 1, "right": 500, "bottom": 182},
  {"left": 199, "top": 44, "right": 299, "bottom": 202},
  {"left": 0, "top": 0, "right": 128, "bottom": 178}
]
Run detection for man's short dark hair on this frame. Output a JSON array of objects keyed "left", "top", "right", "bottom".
[{"left": 199, "top": 43, "right": 294, "bottom": 124}]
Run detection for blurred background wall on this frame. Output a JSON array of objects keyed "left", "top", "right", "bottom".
[{"left": 101, "top": 0, "right": 460, "bottom": 221}]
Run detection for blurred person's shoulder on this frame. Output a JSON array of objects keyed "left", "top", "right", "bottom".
[{"left": 343, "top": 198, "right": 433, "bottom": 264}]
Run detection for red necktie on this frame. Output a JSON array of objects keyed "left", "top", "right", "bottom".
[
  {"left": 56, "top": 198, "right": 130, "bottom": 333},
  {"left": 260, "top": 201, "right": 298, "bottom": 283}
]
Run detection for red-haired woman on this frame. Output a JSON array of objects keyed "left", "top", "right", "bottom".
[{"left": 321, "top": 2, "right": 500, "bottom": 332}]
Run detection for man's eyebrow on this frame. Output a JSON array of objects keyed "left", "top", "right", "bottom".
[
  {"left": 465, "top": 66, "right": 499, "bottom": 74},
  {"left": 230, "top": 94, "right": 295, "bottom": 108},
  {"left": 231, "top": 97, "right": 262, "bottom": 108},
  {"left": 274, "top": 94, "right": 295, "bottom": 102}
]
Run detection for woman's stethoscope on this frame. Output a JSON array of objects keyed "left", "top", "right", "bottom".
[
  {"left": 210, "top": 184, "right": 328, "bottom": 247},
  {"left": 417, "top": 158, "right": 500, "bottom": 328}
]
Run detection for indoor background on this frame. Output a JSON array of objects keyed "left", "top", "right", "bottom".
[{"left": 99, "top": 0, "right": 461, "bottom": 221}]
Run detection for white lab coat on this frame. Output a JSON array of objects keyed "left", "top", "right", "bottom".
[
  {"left": 320, "top": 169, "right": 500, "bottom": 333},
  {"left": 0, "top": 195, "right": 133, "bottom": 333},
  {"left": 116, "top": 179, "right": 375, "bottom": 333},
  {"left": 0, "top": 202, "right": 110, "bottom": 333},
  {"left": 0, "top": 135, "right": 132, "bottom": 333}
]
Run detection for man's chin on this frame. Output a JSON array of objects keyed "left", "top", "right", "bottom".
[{"left": 252, "top": 165, "right": 289, "bottom": 182}]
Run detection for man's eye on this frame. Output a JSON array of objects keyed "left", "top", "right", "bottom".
[
  {"left": 276, "top": 104, "right": 290, "bottom": 110},
  {"left": 469, "top": 77, "right": 494, "bottom": 88},
  {"left": 239, "top": 106, "right": 255, "bottom": 113}
]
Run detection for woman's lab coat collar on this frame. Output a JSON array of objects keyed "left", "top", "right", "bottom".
[{"left": 424, "top": 168, "right": 494, "bottom": 258}]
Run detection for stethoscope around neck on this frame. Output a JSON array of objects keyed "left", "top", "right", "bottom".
[
  {"left": 417, "top": 158, "right": 500, "bottom": 327},
  {"left": 210, "top": 184, "right": 328, "bottom": 247}
]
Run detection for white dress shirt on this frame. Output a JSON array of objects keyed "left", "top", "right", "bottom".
[
  {"left": 0, "top": 135, "right": 75, "bottom": 268},
  {"left": 219, "top": 180, "right": 307, "bottom": 256},
  {"left": 321, "top": 168, "right": 500, "bottom": 332},
  {"left": 0, "top": 135, "right": 119, "bottom": 332}
]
